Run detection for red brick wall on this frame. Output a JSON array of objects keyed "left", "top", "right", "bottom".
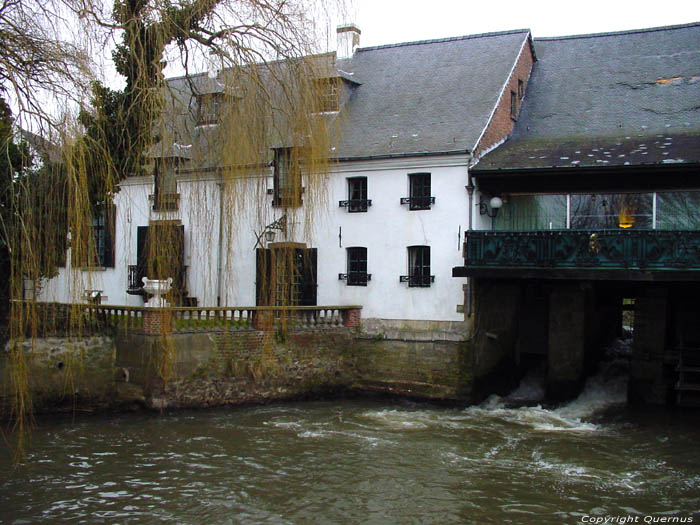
[
  {"left": 474, "top": 38, "right": 535, "bottom": 159},
  {"left": 142, "top": 309, "right": 173, "bottom": 334}
]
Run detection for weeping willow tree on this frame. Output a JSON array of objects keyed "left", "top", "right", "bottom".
[{"left": 2, "top": 0, "right": 347, "bottom": 455}]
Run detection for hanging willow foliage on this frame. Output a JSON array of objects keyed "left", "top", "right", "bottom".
[{"left": 2, "top": 0, "right": 348, "bottom": 459}]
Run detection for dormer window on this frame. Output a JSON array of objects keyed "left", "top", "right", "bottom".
[
  {"left": 273, "top": 148, "right": 303, "bottom": 208},
  {"left": 196, "top": 93, "right": 225, "bottom": 126},
  {"left": 313, "top": 79, "right": 339, "bottom": 113},
  {"left": 510, "top": 90, "right": 518, "bottom": 120}
]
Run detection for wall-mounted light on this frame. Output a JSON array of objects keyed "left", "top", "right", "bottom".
[
  {"left": 477, "top": 196, "right": 503, "bottom": 218},
  {"left": 254, "top": 215, "right": 287, "bottom": 249}
]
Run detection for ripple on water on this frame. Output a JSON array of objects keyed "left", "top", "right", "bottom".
[{"left": 3, "top": 396, "right": 700, "bottom": 522}]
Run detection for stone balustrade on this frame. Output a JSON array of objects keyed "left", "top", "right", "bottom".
[{"left": 12, "top": 302, "right": 362, "bottom": 336}]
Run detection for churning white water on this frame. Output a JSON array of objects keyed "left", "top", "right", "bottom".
[{"left": 477, "top": 338, "right": 633, "bottom": 432}]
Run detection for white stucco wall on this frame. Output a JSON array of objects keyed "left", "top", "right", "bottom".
[{"left": 37, "top": 154, "right": 475, "bottom": 323}]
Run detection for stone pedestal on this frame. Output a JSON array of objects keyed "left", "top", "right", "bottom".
[
  {"left": 253, "top": 310, "right": 274, "bottom": 331},
  {"left": 342, "top": 308, "right": 362, "bottom": 328},
  {"left": 142, "top": 309, "right": 173, "bottom": 335}
]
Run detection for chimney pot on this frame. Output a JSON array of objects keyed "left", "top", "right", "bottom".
[{"left": 337, "top": 24, "right": 361, "bottom": 59}]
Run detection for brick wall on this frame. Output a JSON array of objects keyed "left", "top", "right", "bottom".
[
  {"left": 142, "top": 309, "right": 173, "bottom": 334},
  {"left": 474, "top": 38, "right": 535, "bottom": 158}
]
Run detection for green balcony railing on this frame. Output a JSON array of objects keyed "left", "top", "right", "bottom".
[{"left": 463, "top": 230, "right": 700, "bottom": 271}]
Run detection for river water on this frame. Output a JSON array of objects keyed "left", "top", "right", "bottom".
[{"left": 2, "top": 341, "right": 700, "bottom": 524}]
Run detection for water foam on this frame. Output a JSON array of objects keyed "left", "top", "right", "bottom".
[{"left": 472, "top": 338, "right": 631, "bottom": 433}]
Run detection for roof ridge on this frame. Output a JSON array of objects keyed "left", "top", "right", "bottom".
[
  {"left": 356, "top": 28, "right": 531, "bottom": 52},
  {"left": 535, "top": 21, "right": 700, "bottom": 42}
]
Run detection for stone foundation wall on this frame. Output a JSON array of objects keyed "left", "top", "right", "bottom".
[
  {"left": 352, "top": 338, "right": 472, "bottom": 400},
  {"left": 3, "top": 321, "right": 483, "bottom": 413},
  {"left": 1, "top": 336, "right": 117, "bottom": 413},
  {"left": 115, "top": 328, "right": 358, "bottom": 409}
]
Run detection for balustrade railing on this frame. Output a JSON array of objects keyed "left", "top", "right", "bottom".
[
  {"left": 463, "top": 229, "right": 700, "bottom": 270},
  {"left": 11, "top": 301, "right": 360, "bottom": 336},
  {"left": 167, "top": 306, "right": 351, "bottom": 332}
]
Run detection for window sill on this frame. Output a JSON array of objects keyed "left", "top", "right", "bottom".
[{"left": 79, "top": 266, "right": 108, "bottom": 272}]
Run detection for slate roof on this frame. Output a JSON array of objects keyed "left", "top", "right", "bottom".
[
  {"left": 155, "top": 29, "right": 532, "bottom": 167},
  {"left": 474, "top": 23, "right": 700, "bottom": 171},
  {"left": 333, "top": 30, "right": 532, "bottom": 158}
]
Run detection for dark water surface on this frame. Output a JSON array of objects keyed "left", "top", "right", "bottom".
[{"left": 2, "top": 355, "right": 700, "bottom": 524}]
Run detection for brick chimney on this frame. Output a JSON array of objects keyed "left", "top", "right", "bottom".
[{"left": 337, "top": 24, "right": 361, "bottom": 59}]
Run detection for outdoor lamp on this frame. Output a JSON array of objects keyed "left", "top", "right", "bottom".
[
  {"left": 478, "top": 195, "right": 503, "bottom": 218},
  {"left": 264, "top": 229, "right": 276, "bottom": 242}
]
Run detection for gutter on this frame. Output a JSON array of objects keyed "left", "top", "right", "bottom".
[
  {"left": 331, "top": 149, "right": 469, "bottom": 163},
  {"left": 471, "top": 161, "right": 700, "bottom": 178}
]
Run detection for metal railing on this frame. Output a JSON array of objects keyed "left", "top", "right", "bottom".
[
  {"left": 338, "top": 199, "right": 372, "bottom": 212},
  {"left": 463, "top": 229, "right": 700, "bottom": 270}
]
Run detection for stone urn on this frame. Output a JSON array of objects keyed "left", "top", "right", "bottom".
[{"left": 142, "top": 277, "right": 173, "bottom": 307}]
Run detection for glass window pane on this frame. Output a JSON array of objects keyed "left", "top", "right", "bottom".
[
  {"left": 571, "top": 193, "right": 652, "bottom": 229},
  {"left": 656, "top": 191, "right": 700, "bottom": 230},
  {"left": 493, "top": 194, "right": 567, "bottom": 231}
]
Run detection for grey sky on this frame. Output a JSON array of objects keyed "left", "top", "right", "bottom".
[{"left": 344, "top": 0, "right": 700, "bottom": 47}]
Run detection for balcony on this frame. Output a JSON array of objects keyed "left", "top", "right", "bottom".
[{"left": 453, "top": 230, "right": 700, "bottom": 281}]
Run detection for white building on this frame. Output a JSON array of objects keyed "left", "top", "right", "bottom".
[{"left": 37, "top": 26, "right": 536, "bottom": 337}]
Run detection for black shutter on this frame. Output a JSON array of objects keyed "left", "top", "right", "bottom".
[
  {"left": 137, "top": 226, "right": 149, "bottom": 283},
  {"left": 103, "top": 205, "right": 116, "bottom": 267},
  {"left": 173, "top": 225, "right": 185, "bottom": 297},
  {"left": 256, "top": 248, "right": 271, "bottom": 306},
  {"left": 175, "top": 225, "right": 185, "bottom": 268},
  {"left": 300, "top": 248, "right": 317, "bottom": 306}
]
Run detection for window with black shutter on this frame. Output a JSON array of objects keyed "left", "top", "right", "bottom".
[
  {"left": 340, "top": 177, "right": 371, "bottom": 212},
  {"left": 78, "top": 205, "right": 115, "bottom": 268},
  {"left": 402, "top": 245, "right": 434, "bottom": 287},
  {"left": 131, "top": 222, "right": 185, "bottom": 298},
  {"left": 343, "top": 247, "right": 369, "bottom": 286},
  {"left": 402, "top": 173, "right": 434, "bottom": 210},
  {"left": 273, "top": 148, "right": 303, "bottom": 208},
  {"left": 256, "top": 246, "right": 316, "bottom": 306}
]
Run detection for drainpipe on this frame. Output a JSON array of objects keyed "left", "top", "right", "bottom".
[
  {"left": 216, "top": 181, "right": 224, "bottom": 306},
  {"left": 465, "top": 152, "right": 475, "bottom": 317}
]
